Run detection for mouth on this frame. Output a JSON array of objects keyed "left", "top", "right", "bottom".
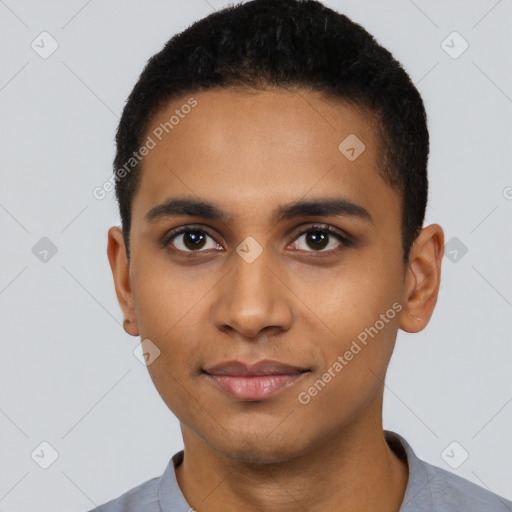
[{"left": 202, "top": 359, "right": 311, "bottom": 401}]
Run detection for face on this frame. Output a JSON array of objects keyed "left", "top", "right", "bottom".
[{"left": 108, "top": 88, "right": 442, "bottom": 464}]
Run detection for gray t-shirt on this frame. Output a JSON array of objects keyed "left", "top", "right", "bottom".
[{"left": 88, "top": 430, "right": 512, "bottom": 511}]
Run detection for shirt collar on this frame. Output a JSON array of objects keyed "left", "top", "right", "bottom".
[
  {"left": 384, "top": 430, "right": 435, "bottom": 511},
  {"left": 157, "top": 449, "right": 191, "bottom": 511}
]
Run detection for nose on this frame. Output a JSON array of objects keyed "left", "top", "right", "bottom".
[{"left": 212, "top": 246, "right": 293, "bottom": 340}]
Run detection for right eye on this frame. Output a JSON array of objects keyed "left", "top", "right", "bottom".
[{"left": 162, "top": 226, "right": 222, "bottom": 253}]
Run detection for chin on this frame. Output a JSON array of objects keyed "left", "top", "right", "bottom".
[
  {"left": 205, "top": 427, "right": 311, "bottom": 465},
  {"left": 217, "top": 443, "right": 301, "bottom": 465}
]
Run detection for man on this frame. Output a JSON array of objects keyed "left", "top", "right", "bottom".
[{"left": 94, "top": 0, "right": 512, "bottom": 510}]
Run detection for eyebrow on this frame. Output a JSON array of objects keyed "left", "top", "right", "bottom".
[{"left": 144, "top": 197, "right": 373, "bottom": 224}]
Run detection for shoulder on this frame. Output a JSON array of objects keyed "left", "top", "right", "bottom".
[
  {"left": 86, "top": 450, "right": 189, "bottom": 512},
  {"left": 87, "top": 475, "right": 160, "bottom": 512},
  {"left": 387, "top": 431, "right": 512, "bottom": 512},
  {"left": 421, "top": 459, "right": 512, "bottom": 511}
]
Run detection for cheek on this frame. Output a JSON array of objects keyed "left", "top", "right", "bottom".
[
  {"left": 294, "top": 319, "right": 399, "bottom": 423},
  {"left": 304, "top": 265, "right": 403, "bottom": 385},
  {"left": 327, "top": 311, "right": 400, "bottom": 376},
  {"left": 301, "top": 267, "right": 402, "bottom": 334},
  {"left": 131, "top": 284, "right": 208, "bottom": 397},
  {"left": 142, "top": 318, "right": 206, "bottom": 416},
  {"left": 131, "top": 258, "right": 207, "bottom": 339},
  {"left": 145, "top": 358, "right": 206, "bottom": 428}
]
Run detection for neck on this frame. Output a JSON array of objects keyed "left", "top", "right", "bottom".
[{"left": 175, "top": 396, "right": 408, "bottom": 512}]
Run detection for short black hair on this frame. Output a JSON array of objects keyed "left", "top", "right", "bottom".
[{"left": 114, "top": 0, "right": 429, "bottom": 264}]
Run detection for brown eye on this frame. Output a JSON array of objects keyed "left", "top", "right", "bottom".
[
  {"left": 291, "top": 225, "right": 351, "bottom": 253},
  {"left": 181, "top": 231, "right": 207, "bottom": 250},
  {"left": 165, "top": 228, "right": 219, "bottom": 252},
  {"left": 304, "top": 230, "right": 329, "bottom": 250}
]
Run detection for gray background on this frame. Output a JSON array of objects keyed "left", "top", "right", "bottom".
[{"left": 1, "top": 0, "right": 511, "bottom": 510}]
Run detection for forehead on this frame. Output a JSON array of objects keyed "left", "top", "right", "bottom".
[{"left": 131, "top": 88, "right": 396, "bottom": 227}]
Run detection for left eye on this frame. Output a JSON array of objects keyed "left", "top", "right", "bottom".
[
  {"left": 291, "top": 226, "right": 349, "bottom": 252},
  {"left": 163, "top": 225, "right": 350, "bottom": 253}
]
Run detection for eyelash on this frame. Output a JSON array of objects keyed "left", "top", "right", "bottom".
[{"left": 160, "top": 224, "right": 353, "bottom": 256}]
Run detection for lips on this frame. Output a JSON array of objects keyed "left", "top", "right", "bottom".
[
  {"left": 204, "top": 359, "right": 307, "bottom": 376},
  {"left": 202, "top": 359, "right": 310, "bottom": 400}
]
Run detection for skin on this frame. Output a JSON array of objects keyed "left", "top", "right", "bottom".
[{"left": 107, "top": 87, "right": 444, "bottom": 512}]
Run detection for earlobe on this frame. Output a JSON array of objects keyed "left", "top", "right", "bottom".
[
  {"left": 399, "top": 224, "right": 444, "bottom": 334},
  {"left": 123, "top": 318, "right": 140, "bottom": 337},
  {"left": 107, "top": 226, "right": 140, "bottom": 337}
]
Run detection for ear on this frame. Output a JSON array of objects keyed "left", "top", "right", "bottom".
[
  {"left": 107, "top": 226, "right": 140, "bottom": 337},
  {"left": 400, "top": 223, "right": 444, "bottom": 333}
]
